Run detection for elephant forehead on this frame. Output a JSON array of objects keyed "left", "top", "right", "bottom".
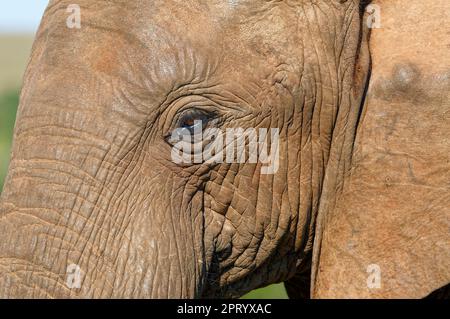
[
  {"left": 126, "top": 0, "right": 304, "bottom": 66},
  {"left": 43, "top": 1, "right": 301, "bottom": 73},
  {"left": 37, "top": 0, "right": 353, "bottom": 116}
]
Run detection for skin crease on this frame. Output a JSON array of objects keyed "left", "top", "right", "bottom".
[{"left": 0, "top": 0, "right": 446, "bottom": 299}]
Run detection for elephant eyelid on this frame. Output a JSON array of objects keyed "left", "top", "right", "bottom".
[
  {"left": 175, "top": 108, "right": 219, "bottom": 130},
  {"left": 163, "top": 107, "right": 221, "bottom": 144}
]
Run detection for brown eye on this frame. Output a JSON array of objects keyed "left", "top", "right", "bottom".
[
  {"left": 177, "top": 109, "right": 216, "bottom": 134},
  {"left": 183, "top": 117, "right": 196, "bottom": 127},
  {"left": 165, "top": 108, "right": 220, "bottom": 146}
]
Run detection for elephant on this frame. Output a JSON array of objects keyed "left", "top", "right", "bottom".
[{"left": 0, "top": 0, "right": 448, "bottom": 298}]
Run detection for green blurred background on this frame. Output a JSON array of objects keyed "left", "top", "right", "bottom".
[{"left": 0, "top": 2, "right": 288, "bottom": 299}]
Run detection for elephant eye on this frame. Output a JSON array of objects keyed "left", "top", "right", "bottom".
[
  {"left": 176, "top": 108, "right": 216, "bottom": 135},
  {"left": 165, "top": 107, "right": 221, "bottom": 146}
]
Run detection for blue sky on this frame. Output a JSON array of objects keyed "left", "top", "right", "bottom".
[{"left": 0, "top": 1, "right": 49, "bottom": 33}]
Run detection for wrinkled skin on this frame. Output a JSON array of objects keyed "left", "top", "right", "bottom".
[
  {"left": 312, "top": 0, "right": 450, "bottom": 298},
  {"left": 0, "top": 0, "right": 447, "bottom": 299}
]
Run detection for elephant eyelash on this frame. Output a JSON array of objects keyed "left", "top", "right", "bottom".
[
  {"left": 164, "top": 107, "right": 221, "bottom": 145},
  {"left": 176, "top": 108, "right": 217, "bottom": 131}
]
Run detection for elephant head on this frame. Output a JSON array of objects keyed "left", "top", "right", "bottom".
[{"left": 1, "top": 0, "right": 447, "bottom": 299}]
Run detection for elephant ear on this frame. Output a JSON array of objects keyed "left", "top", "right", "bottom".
[{"left": 311, "top": 0, "right": 450, "bottom": 298}]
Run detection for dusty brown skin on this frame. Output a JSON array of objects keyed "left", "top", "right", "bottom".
[
  {"left": 0, "top": 0, "right": 448, "bottom": 298},
  {"left": 312, "top": 0, "right": 450, "bottom": 298}
]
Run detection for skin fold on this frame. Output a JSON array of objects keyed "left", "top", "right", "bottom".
[{"left": 0, "top": 0, "right": 447, "bottom": 298}]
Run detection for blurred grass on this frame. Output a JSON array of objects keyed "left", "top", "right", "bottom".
[
  {"left": 0, "top": 35, "right": 33, "bottom": 191},
  {"left": 0, "top": 35, "right": 288, "bottom": 299},
  {"left": 0, "top": 90, "right": 19, "bottom": 192},
  {"left": 0, "top": 35, "right": 34, "bottom": 92},
  {"left": 242, "top": 283, "right": 288, "bottom": 299}
]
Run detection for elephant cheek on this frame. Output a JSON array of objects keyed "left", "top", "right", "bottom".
[{"left": 0, "top": 114, "right": 209, "bottom": 299}]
